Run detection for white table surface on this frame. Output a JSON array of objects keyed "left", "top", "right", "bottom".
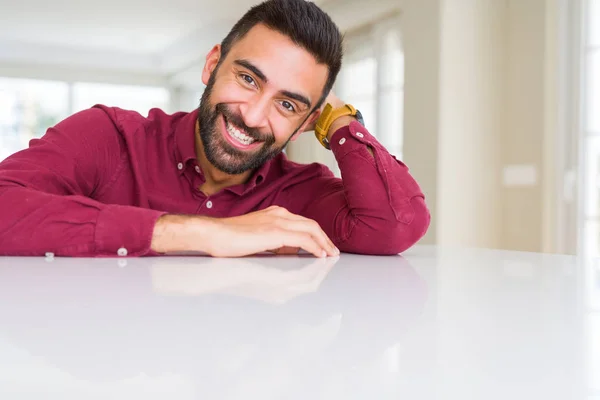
[{"left": 0, "top": 245, "right": 598, "bottom": 399}]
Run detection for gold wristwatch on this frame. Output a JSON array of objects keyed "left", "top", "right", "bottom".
[{"left": 314, "top": 103, "right": 364, "bottom": 149}]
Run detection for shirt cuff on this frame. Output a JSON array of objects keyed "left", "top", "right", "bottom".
[
  {"left": 329, "top": 120, "right": 377, "bottom": 161},
  {"left": 95, "top": 205, "right": 167, "bottom": 257}
]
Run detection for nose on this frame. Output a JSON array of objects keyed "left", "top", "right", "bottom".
[{"left": 239, "top": 95, "right": 270, "bottom": 129}]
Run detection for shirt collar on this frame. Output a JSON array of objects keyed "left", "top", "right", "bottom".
[{"left": 173, "top": 108, "right": 273, "bottom": 195}]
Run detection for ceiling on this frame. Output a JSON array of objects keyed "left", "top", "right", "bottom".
[
  {"left": 0, "top": 0, "right": 335, "bottom": 80},
  {"left": 0, "top": 0, "right": 263, "bottom": 53},
  {"left": 0, "top": 0, "right": 398, "bottom": 84}
]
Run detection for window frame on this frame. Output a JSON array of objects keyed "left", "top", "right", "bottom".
[
  {"left": 578, "top": 0, "right": 599, "bottom": 258},
  {"left": 0, "top": 77, "right": 171, "bottom": 161},
  {"left": 576, "top": 4, "right": 600, "bottom": 398},
  {"left": 335, "top": 12, "right": 405, "bottom": 160}
]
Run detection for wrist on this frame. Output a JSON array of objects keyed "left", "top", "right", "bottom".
[
  {"left": 326, "top": 115, "right": 356, "bottom": 142},
  {"left": 151, "top": 214, "right": 215, "bottom": 254}
]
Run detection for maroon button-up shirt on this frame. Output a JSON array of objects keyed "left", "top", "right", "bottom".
[{"left": 0, "top": 105, "right": 429, "bottom": 257}]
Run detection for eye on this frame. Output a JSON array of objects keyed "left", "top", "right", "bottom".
[
  {"left": 240, "top": 73, "right": 256, "bottom": 87},
  {"left": 280, "top": 100, "right": 296, "bottom": 112}
]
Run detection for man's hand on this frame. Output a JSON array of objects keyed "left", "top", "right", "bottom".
[
  {"left": 151, "top": 206, "right": 339, "bottom": 258},
  {"left": 303, "top": 91, "right": 346, "bottom": 133},
  {"left": 304, "top": 91, "right": 357, "bottom": 143},
  {"left": 150, "top": 256, "right": 338, "bottom": 304}
]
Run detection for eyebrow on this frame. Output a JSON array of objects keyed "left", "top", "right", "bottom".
[
  {"left": 234, "top": 59, "right": 267, "bottom": 83},
  {"left": 281, "top": 90, "right": 312, "bottom": 109},
  {"left": 234, "top": 59, "right": 312, "bottom": 109}
]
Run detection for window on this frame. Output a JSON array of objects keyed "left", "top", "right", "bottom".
[
  {"left": 378, "top": 25, "right": 405, "bottom": 160},
  {"left": 591, "top": 311, "right": 600, "bottom": 396},
  {"left": 339, "top": 54, "right": 377, "bottom": 136},
  {"left": 581, "top": 4, "right": 600, "bottom": 399},
  {"left": 72, "top": 83, "right": 169, "bottom": 115},
  {"left": 581, "top": 0, "right": 600, "bottom": 260},
  {"left": 590, "top": 0, "right": 600, "bottom": 47},
  {"left": 588, "top": 50, "right": 600, "bottom": 133},
  {"left": 335, "top": 14, "right": 404, "bottom": 160},
  {"left": 0, "top": 78, "right": 69, "bottom": 161},
  {"left": 0, "top": 79, "right": 170, "bottom": 162}
]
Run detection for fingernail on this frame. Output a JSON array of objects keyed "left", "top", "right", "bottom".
[
  {"left": 321, "top": 250, "right": 327, "bottom": 258},
  {"left": 335, "top": 247, "right": 340, "bottom": 255}
]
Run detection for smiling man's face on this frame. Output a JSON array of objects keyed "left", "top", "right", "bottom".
[{"left": 197, "top": 23, "right": 329, "bottom": 175}]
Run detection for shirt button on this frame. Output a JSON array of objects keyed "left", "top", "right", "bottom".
[
  {"left": 195, "top": 165, "right": 201, "bottom": 173},
  {"left": 339, "top": 138, "right": 346, "bottom": 145},
  {"left": 356, "top": 132, "right": 364, "bottom": 138},
  {"left": 177, "top": 162, "right": 183, "bottom": 170},
  {"left": 206, "top": 200, "right": 213, "bottom": 209},
  {"left": 117, "top": 247, "right": 128, "bottom": 257}
]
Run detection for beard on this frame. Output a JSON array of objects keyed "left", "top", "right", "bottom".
[{"left": 197, "top": 72, "right": 297, "bottom": 175}]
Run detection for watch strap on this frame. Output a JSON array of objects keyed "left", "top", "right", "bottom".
[{"left": 314, "top": 103, "right": 357, "bottom": 149}]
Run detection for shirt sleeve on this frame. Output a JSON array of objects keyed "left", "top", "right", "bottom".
[
  {"left": 285, "top": 121, "right": 430, "bottom": 255},
  {"left": 0, "top": 107, "right": 165, "bottom": 257}
]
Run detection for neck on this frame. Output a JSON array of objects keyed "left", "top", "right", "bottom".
[{"left": 195, "top": 121, "right": 253, "bottom": 195}]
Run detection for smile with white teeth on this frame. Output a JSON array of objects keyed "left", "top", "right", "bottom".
[{"left": 226, "top": 121, "right": 255, "bottom": 145}]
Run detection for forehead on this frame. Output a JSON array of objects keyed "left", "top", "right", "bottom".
[{"left": 225, "top": 24, "right": 329, "bottom": 98}]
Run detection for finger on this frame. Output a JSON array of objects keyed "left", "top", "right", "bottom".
[
  {"left": 298, "top": 221, "right": 338, "bottom": 256},
  {"left": 296, "top": 219, "right": 338, "bottom": 256},
  {"left": 277, "top": 219, "right": 337, "bottom": 257},
  {"left": 267, "top": 208, "right": 338, "bottom": 256},
  {"left": 279, "top": 231, "right": 326, "bottom": 258}
]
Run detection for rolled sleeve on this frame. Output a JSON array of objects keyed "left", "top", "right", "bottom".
[
  {"left": 309, "top": 120, "right": 429, "bottom": 254},
  {"left": 329, "top": 121, "right": 375, "bottom": 161},
  {"left": 95, "top": 205, "right": 166, "bottom": 257}
]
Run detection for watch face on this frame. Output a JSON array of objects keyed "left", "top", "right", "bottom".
[{"left": 355, "top": 109, "right": 365, "bottom": 126}]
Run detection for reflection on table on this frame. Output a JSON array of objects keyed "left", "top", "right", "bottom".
[{"left": 0, "top": 254, "right": 426, "bottom": 399}]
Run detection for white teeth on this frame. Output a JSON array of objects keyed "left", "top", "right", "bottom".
[{"left": 226, "top": 122, "right": 255, "bottom": 145}]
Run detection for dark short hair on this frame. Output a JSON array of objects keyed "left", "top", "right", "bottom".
[{"left": 220, "top": 0, "right": 344, "bottom": 110}]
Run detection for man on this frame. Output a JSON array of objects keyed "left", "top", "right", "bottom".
[{"left": 0, "top": 0, "right": 429, "bottom": 258}]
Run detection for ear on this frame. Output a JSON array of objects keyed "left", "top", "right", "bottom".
[
  {"left": 291, "top": 109, "right": 322, "bottom": 142},
  {"left": 202, "top": 45, "right": 222, "bottom": 86}
]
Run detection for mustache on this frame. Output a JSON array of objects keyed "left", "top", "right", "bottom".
[{"left": 215, "top": 103, "right": 275, "bottom": 145}]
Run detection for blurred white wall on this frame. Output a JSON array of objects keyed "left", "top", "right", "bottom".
[
  {"left": 437, "top": 0, "right": 505, "bottom": 250},
  {"left": 287, "top": 0, "right": 562, "bottom": 253}
]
